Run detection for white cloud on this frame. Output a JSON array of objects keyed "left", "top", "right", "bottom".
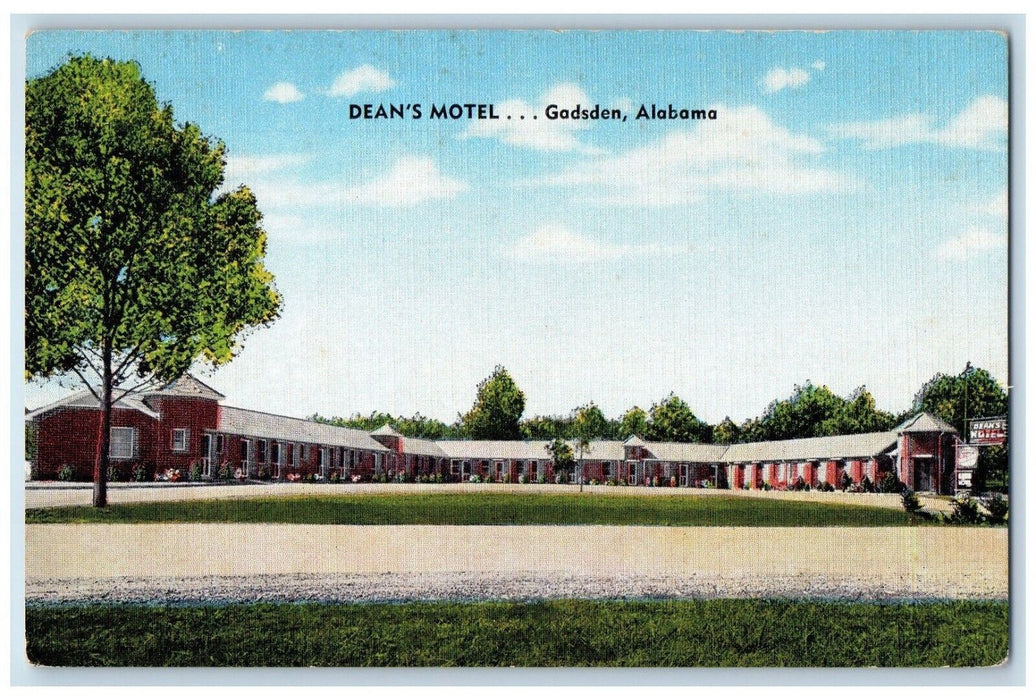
[
  {"left": 343, "top": 156, "right": 468, "bottom": 206},
  {"left": 936, "top": 228, "right": 1005, "bottom": 261},
  {"left": 263, "top": 82, "right": 304, "bottom": 103},
  {"left": 222, "top": 153, "right": 312, "bottom": 189},
  {"left": 507, "top": 225, "right": 683, "bottom": 263},
  {"left": 937, "top": 95, "right": 1008, "bottom": 149},
  {"left": 463, "top": 83, "right": 606, "bottom": 154},
  {"left": 980, "top": 190, "right": 1008, "bottom": 218},
  {"left": 763, "top": 67, "right": 811, "bottom": 93},
  {"left": 523, "top": 104, "right": 851, "bottom": 206},
  {"left": 812, "top": 60, "right": 826, "bottom": 71},
  {"left": 327, "top": 65, "right": 396, "bottom": 98},
  {"left": 827, "top": 96, "right": 1007, "bottom": 151},
  {"left": 250, "top": 156, "right": 468, "bottom": 209}
]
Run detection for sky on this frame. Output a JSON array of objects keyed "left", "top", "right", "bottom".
[{"left": 22, "top": 30, "right": 1009, "bottom": 425}]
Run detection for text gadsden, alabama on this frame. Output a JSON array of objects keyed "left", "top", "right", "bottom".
[{"left": 349, "top": 103, "right": 718, "bottom": 122}]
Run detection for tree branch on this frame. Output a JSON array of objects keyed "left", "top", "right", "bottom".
[{"left": 70, "top": 366, "right": 101, "bottom": 403}]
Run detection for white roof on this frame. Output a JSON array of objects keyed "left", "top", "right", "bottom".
[
  {"left": 25, "top": 388, "right": 161, "bottom": 420},
  {"left": 218, "top": 406, "right": 388, "bottom": 452},
  {"left": 721, "top": 431, "right": 898, "bottom": 463},
  {"left": 646, "top": 442, "right": 729, "bottom": 463}
]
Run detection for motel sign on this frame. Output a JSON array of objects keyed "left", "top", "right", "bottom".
[{"left": 968, "top": 417, "right": 1008, "bottom": 446}]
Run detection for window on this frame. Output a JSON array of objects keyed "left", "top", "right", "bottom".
[
  {"left": 258, "top": 440, "right": 267, "bottom": 464},
  {"left": 287, "top": 444, "right": 295, "bottom": 466},
  {"left": 603, "top": 461, "right": 614, "bottom": 479},
  {"left": 216, "top": 434, "right": 224, "bottom": 454},
  {"left": 271, "top": 442, "right": 281, "bottom": 466},
  {"left": 110, "top": 427, "right": 134, "bottom": 459},
  {"left": 319, "top": 448, "right": 327, "bottom": 469},
  {"left": 171, "top": 428, "right": 189, "bottom": 452},
  {"left": 300, "top": 444, "right": 308, "bottom": 461}
]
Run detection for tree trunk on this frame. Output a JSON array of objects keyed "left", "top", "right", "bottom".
[{"left": 93, "top": 344, "right": 112, "bottom": 508}]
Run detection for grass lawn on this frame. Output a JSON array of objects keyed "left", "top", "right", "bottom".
[
  {"left": 25, "top": 492, "right": 926, "bottom": 526},
  {"left": 25, "top": 599, "right": 1008, "bottom": 667}
]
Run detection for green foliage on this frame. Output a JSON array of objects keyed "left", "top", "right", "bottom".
[
  {"left": 25, "top": 424, "right": 37, "bottom": 460},
  {"left": 712, "top": 416, "right": 741, "bottom": 445},
  {"left": 26, "top": 492, "right": 926, "bottom": 527},
  {"left": 913, "top": 364, "right": 1008, "bottom": 435},
  {"left": 748, "top": 383, "right": 895, "bottom": 442},
  {"left": 573, "top": 402, "right": 611, "bottom": 441},
  {"left": 546, "top": 437, "right": 575, "bottom": 475},
  {"left": 520, "top": 414, "right": 575, "bottom": 440},
  {"left": 56, "top": 464, "right": 75, "bottom": 482},
  {"left": 190, "top": 461, "right": 204, "bottom": 482},
  {"left": 25, "top": 55, "right": 282, "bottom": 506},
  {"left": 131, "top": 463, "right": 150, "bottom": 482},
  {"left": 617, "top": 406, "right": 649, "bottom": 439},
  {"left": 460, "top": 366, "right": 526, "bottom": 440},
  {"left": 861, "top": 475, "right": 874, "bottom": 493},
  {"left": 840, "top": 471, "right": 854, "bottom": 491},
  {"left": 25, "top": 600, "right": 1008, "bottom": 667},
  {"left": 901, "top": 488, "right": 923, "bottom": 514},
  {"left": 879, "top": 472, "right": 903, "bottom": 494},
  {"left": 949, "top": 497, "right": 982, "bottom": 525},
  {"left": 313, "top": 411, "right": 461, "bottom": 439},
  {"left": 645, "top": 393, "right": 711, "bottom": 443},
  {"left": 983, "top": 494, "right": 1008, "bottom": 525}
]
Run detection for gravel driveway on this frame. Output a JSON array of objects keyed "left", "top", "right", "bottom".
[{"left": 25, "top": 524, "right": 1007, "bottom": 604}]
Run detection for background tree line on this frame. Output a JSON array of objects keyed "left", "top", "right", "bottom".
[{"left": 313, "top": 364, "right": 1008, "bottom": 491}]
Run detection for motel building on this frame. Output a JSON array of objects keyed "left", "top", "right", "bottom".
[{"left": 26, "top": 375, "right": 960, "bottom": 494}]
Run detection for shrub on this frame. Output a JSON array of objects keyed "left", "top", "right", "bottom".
[
  {"left": 132, "top": 463, "right": 151, "bottom": 482},
  {"left": 791, "top": 476, "right": 807, "bottom": 492},
  {"left": 984, "top": 494, "right": 1008, "bottom": 525},
  {"left": 861, "top": 475, "right": 874, "bottom": 493},
  {"left": 106, "top": 465, "right": 123, "bottom": 482},
  {"left": 518, "top": 474, "right": 528, "bottom": 484},
  {"left": 537, "top": 475, "right": 546, "bottom": 484},
  {"left": 840, "top": 472, "right": 854, "bottom": 491},
  {"left": 950, "top": 497, "right": 982, "bottom": 525},
  {"left": 879, "top": 472, "right": 903, "bottom": 494},
  {"left": 901, "top": 488, "right": 923, "bottom": 514},
  {"left": 820, "top": 482, "right": 835, "bottom": 493},
  {"left": 57, "top": 464, "right": 76, "bottom": 482}
]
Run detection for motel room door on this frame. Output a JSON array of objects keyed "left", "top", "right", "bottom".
[{"left": 913, "top": 458, "right": 935, "bottom": 493}]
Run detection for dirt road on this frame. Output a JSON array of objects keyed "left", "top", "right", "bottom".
[{"left": 25, "top": 524, "right": 1007, "bottom": 602}]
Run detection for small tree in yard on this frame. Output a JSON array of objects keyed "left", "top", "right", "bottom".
[
  {"left": 26, "top": 56, "right": 282, "bottom": 507},
  {"left": 546, "top": 438, "right": 575, "bottom": 484}
]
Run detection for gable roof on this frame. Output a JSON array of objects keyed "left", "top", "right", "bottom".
[
  {"left": 217, "top": 406, "right": 388, "bottom": 452},
  {"left": 25, "top": 388, "right": 161, "bottom": 421},
  {"left": 145, "top": 374, "right": 225, "bottom": 400},
  {"left": 371, "top": 423, "right": 403, "bottom": 437},
  {"left": 896, "top": 412, "right": 958, "bottom": 434},
  {"left": 399, "top": 437, "right": 448, "bottom": 457}
]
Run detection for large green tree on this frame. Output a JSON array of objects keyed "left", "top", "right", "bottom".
[
  {"left": 644, "top": 393, "right": 711, "bottom": 443},
  {"left": 617, "top": 406, "right": 649, "bottom": 439},
  {"left": 459, "top": 365, "right": 526, "bottom": 439},
  {"left": 913, "top": 363, "right": 1009, "bottom": 491},
  {"left": 26, "top": 56, "right": 282, "bottom": 506}
]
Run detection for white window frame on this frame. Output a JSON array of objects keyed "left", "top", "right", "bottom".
[
  {"left": 110, "top": 427, "right": 135, "bottom": 460},
  {"left": 171, "top": 428, "right": 189, "bottom": 453}
]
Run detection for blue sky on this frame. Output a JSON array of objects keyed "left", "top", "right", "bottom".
[{"left": 24, "top": 30, "right": 1009, "bottom": 425}]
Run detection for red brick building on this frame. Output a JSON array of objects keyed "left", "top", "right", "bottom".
[{"left": 26, "top": 375, "right": 959, "bottom": 493}]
